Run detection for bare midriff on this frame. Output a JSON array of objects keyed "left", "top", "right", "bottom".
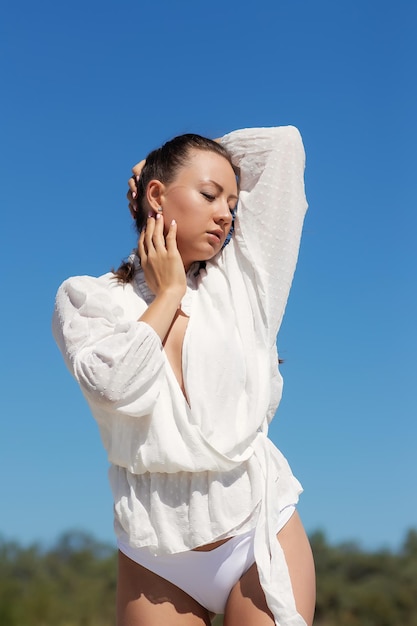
[{"left": 192, "top": 537, "right": 233, "bottom": 552}]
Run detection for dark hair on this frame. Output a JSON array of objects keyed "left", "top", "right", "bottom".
[{"left": 113, "top": 134, "right": 238, "bottom": 283}]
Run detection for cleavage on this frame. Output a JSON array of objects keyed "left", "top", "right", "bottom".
[{"left": 162, "top": 309, "right": 189, "bottom": 401}]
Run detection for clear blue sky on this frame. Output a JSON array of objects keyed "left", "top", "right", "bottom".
[{"left": 1, "top": 0, "right": 416, "bottom": 552}]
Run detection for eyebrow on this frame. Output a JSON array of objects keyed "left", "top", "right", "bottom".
[{"left": 202, "top": 179, "right": 239, "bottom": 202}]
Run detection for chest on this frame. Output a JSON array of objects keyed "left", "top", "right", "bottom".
[{"left": 162, "top": 310, "right": 189, "bottom": 396}]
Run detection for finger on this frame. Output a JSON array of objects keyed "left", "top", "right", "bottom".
[
  {"left": 144, "top": 213, "right": 157, "bottom": 251},
  {"left": 165, "top": 219, "right": 179, "bottom": 253},
  {"left": 132, "top": 159, "right": 146, "bottom": 178},
  {"left": 126, "top": 183, "right": 139, "bottom": 218},
  {"left": 128, "top": 160, "right": 146, "bottom": 207},
  {"left": 128, "top": 177, "right": 137, "bottom": 199},
  {"left": 152, "top": 213, "right": 167, "bottom": 250},
  {"left": 138, "top": 228, "right": 147, "bottom": 262},
  {"left": 127, "top": 199, "right": 138, "bottom": 220}
]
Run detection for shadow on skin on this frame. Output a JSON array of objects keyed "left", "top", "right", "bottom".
[{"left": 117, "top": 550, "right": 212, "bottom": 626}]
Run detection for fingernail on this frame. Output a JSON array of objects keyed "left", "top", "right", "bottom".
[
  {"left": 171, "top": 219, "right": 176, "bottom": 225},
  {"left": 135, "top": 175, "right": 140, "bottom": 183},
  {"left": 148, "top": 211, "right": 153, "bottom": 217},
  {"left": 156, "top": 213, "right": 161, "bottom": 220},
  {"left": 132, "top": 191, "right": 137, "bottom": 199}
]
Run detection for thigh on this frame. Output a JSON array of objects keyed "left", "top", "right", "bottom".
[
  {"left": 117, "top": 550, "right": 212, "bottom": 626},
  {"left": 224, "top": 512, "right": 315, "bottom": 626}
]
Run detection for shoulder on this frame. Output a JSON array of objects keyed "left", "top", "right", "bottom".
[
  {"left": 55, "top": 272, "right": 132, "bottom": 310},
  {"left": 55, "top": 271, "right": 148, "bottom": 322},
  {"left": 57, "top": 272, "right": 125, "bottom": 296}
]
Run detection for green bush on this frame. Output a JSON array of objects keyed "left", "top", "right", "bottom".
[{"left": 1, "top": 529, "right": 416, "bottom": 625}]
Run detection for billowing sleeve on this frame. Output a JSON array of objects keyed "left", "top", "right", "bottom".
[
  {"left": 52, "top": 275, "right": 165, "bottom": 416},
  {"left": 220, "top": 126, "right": 308, "bottom": 337}
]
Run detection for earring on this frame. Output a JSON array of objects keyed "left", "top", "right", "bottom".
[{"left": 157, "top": 206, "right": 163, "bottom": 212}]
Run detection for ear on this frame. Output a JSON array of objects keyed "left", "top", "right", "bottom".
[{"left": 146, "top": 180, "right": 165, "bottom": 211}]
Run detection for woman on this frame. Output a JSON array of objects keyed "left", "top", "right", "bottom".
[{"left": 52, "top": 127, "right": 315, "bottom": 626}]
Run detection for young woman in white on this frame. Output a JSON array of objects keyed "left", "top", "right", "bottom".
[{"left": 53, "top": 127, "right": 315, "bottom": 626}]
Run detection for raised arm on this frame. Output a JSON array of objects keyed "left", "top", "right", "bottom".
[{"left": 220, "top": 126, "right": 308, "bottom": 337}]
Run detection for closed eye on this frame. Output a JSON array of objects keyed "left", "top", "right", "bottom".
[{"left": 201, "top": 192, "right": 215, "bottom": 202}]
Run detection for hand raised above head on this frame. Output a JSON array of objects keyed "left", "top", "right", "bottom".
[{"left": 127, "top": 159, "right": 146, "bottom": 219}]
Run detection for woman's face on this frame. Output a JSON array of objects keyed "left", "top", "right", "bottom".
[{"left": 159, "top": 150, "right": 238, "bottom": 270}]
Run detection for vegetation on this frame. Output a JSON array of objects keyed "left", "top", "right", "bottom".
[
  {"left": 1, "top": 529, "right": 416, "bottom": 625},
  {"left": 0, "top": 531, "right": 116, "bottom": 626},
  {"left": 311, "top": 529, "right": 417, "bottom": 626}
]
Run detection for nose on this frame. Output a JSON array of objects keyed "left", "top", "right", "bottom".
[{"left": 213, "top": 199, "right": 233, "bottom": 225}]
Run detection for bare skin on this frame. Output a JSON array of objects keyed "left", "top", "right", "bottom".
[
  {"left": 162, "top": 308, "right": 189, "bottom": 400},
  {"left": 224, "top": 512, "right": 315, "bottom": 626},
  {"left": 117, "top": 550, "right": 213, "bottom": 626},
  {"left": 118, "top": 155, "right": 316, "bottom": 625},
  {"left": 134, "top": 152, "right": 236, "bottom": 384},
  {"left": 117, "top": 511, "right": 315, "bottom": 626},
  {"left": 137, "top": 213, "right": 187, "bottom": 343}
]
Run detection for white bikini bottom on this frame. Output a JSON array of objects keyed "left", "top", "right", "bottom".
[{"left": 118, "top": 504, "right": 295, "bottom": 615}]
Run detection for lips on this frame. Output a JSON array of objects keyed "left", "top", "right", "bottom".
[{"left": 207, "top": 229, "right": 224, "bottom": 244}]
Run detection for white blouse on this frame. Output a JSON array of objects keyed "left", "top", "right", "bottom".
[{"left": 53, "top": 126, "right": 308, "bottom": 626}]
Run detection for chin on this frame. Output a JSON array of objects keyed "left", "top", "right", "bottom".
[{"left": 194, "top": 245, "right": 219, "bottom": 262}]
